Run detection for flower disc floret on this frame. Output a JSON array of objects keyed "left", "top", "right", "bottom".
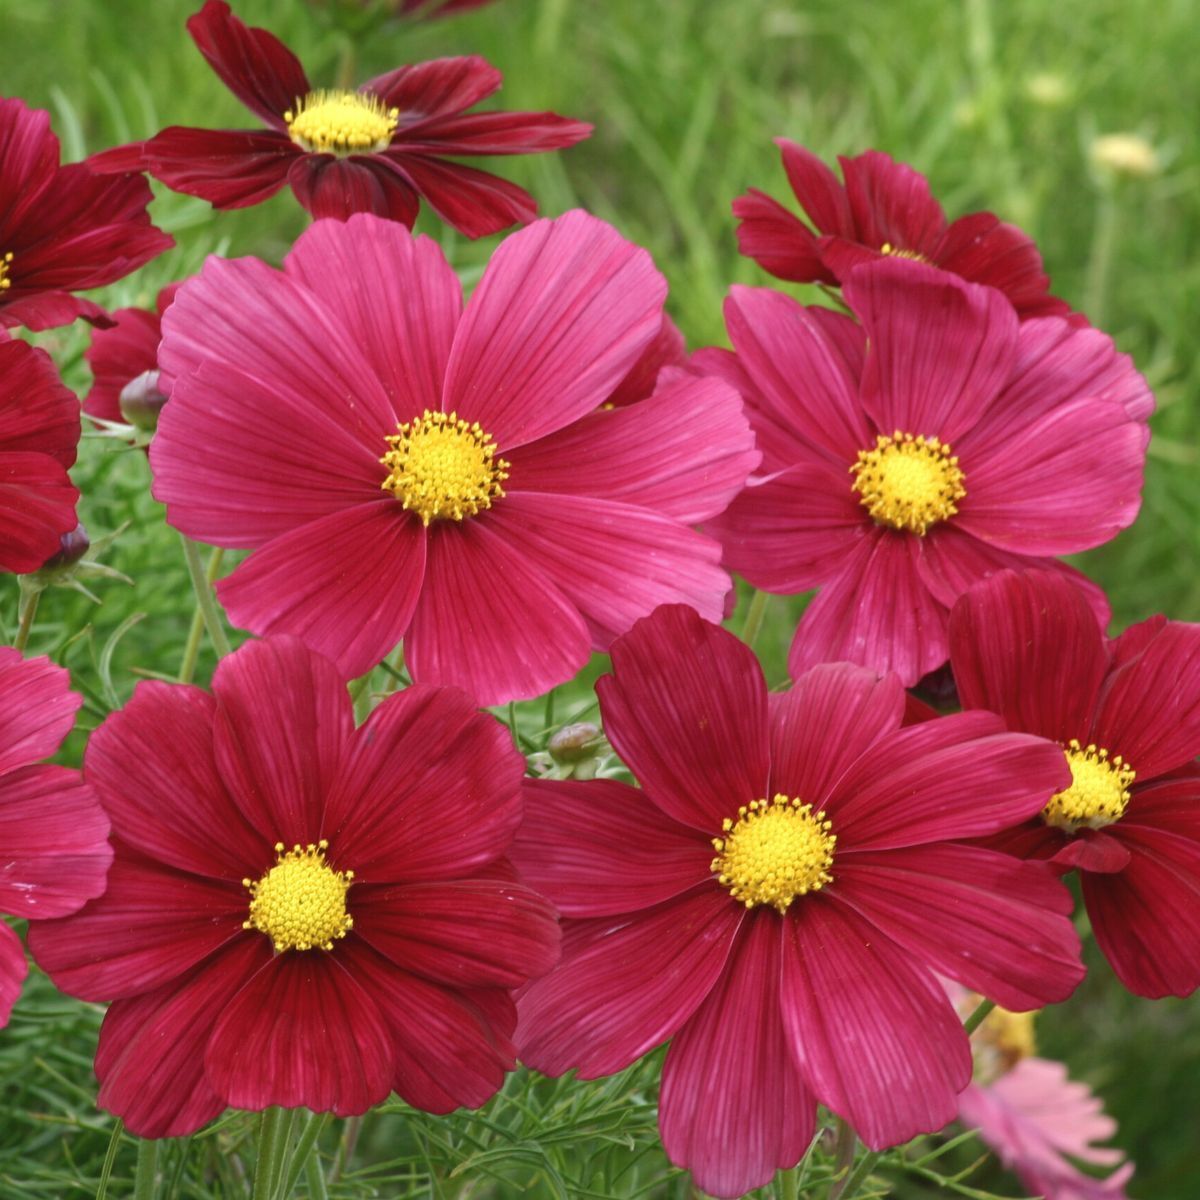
[
  {"left": 851, "top": 430, "right": 966, "bottom": 535},
  {"left": 380, "top": 409, "right": 510, "bottom": 525},
  {"left": 244, "top": 840, "right": 354, "bottom": 952},
  {"left": 285, "top": 90, "right": 399, "bottom": 156},
  {"left": 1042, "top": 740, "right": 1135, "bottom": 833},
  {"left": 880, "top": 242, "right": 930, "bottom": 263},
  {"left": 711, "top": 793, "right": 836, "bottom": 912},
  {"left": 0, "top": 251, "right": 13, "bottom": 290}
]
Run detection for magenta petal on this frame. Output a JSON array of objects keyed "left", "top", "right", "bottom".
[
  {"left": 659, "top": 916, "right": 816, "bottom": 1199},
  {"left": 769, "top": 665, "right": 905, "bottom": 805},
  {"left": 834, "top": 843, "right": 1082, "bottom": 1009},
  {"left": 732, "top": 188, "right": 828, "bottom": 283},
  {"left": 839, "top": 150, "right": 947, "bottom": 254},
  {"left": 212, "top": 637, "right": 354, "bottom": 847},
  {"left": 205, "top": 951, "right": 394, "bottom": 1115},
  {"left": 442, "top": 211, "right": 667, "bottom": 449},
  {"left": 845, "top": 259, "right": 1017, "bottom": 443},
  {"left": 1051, "top": 832, "right": 1131, "bottom": 874},
  {"left": 516, "top": 888, "right": 743, "bottom": 1078},
  {"left": 511, "top": 778, "right": 713, "bottom": 917},
  {"left": 778, "top": 140, "right": 854, "bottom": 235},
  {"left": 216, "top": 504, "right": 427, "bottom": 681},
  {"left": 598, "top": 605, "right": 770, "bottom": 833},
  {"left": 780, "top": 899, "right": 970, "bottom": 1148},
  {"left": 949, "top": 569, "right": 1109, "bottom": 742},
  {"left": 0, "top": 923, "right": 27, "bottom": 1027},
  {"left": 0, "top": 649, "right": 80, "bottom": 774},
  {"left": 95, "top": 935, "right": 271, "bottom": 1138},
  {"left": 404, "top": 515, "right": 589, "bottom": 706},
  {"left": 788, "top": 529, "right": 950, "bottom": 687}
]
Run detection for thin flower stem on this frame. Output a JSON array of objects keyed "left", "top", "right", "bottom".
[
  {"left": 251, "top": 1108, "right": 287, "bottom": 1200},
  {"left": 280, "top": 1111, "right": 329, "bottom": 1199},
  {"left": 776, "top": 1165, "right": 800, "bottom": 1200},
  {"left": 740, "top": 589, "right": 770, "bottom": 651},
  {"left": 831, "top": 1149, "right": 883, "bottom": 1200},
  {"left": 132, "top": 1138, "right": 159, "bottom": 1200},
  {"left": 827, "top": 1118, "right": 858, "bottom": 1199},
  {"left": 1085, "top": 187, "right": 1119, "bottom": 327},
  {"left": 330, "top": 1114, "right": 362, "bottom": 1184},
  {"left": 268, "top": 1108, "right": 298, "bottom": 1200},
  {"left": 178, "top": 547, "right": 225, "bottom": 683},
  {"left": 180, "top": 535, "right": 231, "bottom": 659},
  {"left": 95, "top": 1119, "right": 124, "bottom": 1200},
  {"left": 963, "top": 995, "right": 996, "bottom": 1036},
  {"left": 13, "top": 585, "right": 40, "bottom": 653},
  {"left": 305, "top": 1150, "right": 330, "bottom": 1200}
]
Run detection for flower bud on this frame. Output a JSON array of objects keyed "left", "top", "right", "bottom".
[
  {"left": 118, "top": 369, "right": 168, "bottom": 432},
  {"left": 1090, "top": 133, "right": 1159, "bottom": 179},
  {"left": 41, "top": 523, "right": 90, "bottom": 570},
  {"left": 548, "top": 722, "right": 603, "bottom": 765}
]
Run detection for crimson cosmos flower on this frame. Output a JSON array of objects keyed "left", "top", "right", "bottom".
[
  {"left": 511, "top": 604, "right": 1085, "bottom": 1199},
  {"left": 91, "top": 1, "right": 591, "bottom": 236},
  {"left": 0, "top": 97, "right": 172, "bottom": 331},
  {"left": 150, "top": 211, "right": 756, "bottom": 704},
  {"left": 0, "top": 649, "right": 112, "bottom": 1025},
  {"left": 28, "top": 636, "right": 559, "bottom": 1137},
  {"left": 704, "top": 259, "right": 1151, "bottom": 686},
  {"left": 0, "top": 331, "right": 81, "bottom": 573},
  {"left": 949, "top": 569, "right": 1200, "bottom": 999},
  {"left": 735, "top": 142, "right": 1075, "bottom": 321}
]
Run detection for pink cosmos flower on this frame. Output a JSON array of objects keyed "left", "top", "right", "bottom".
[
  {"left": 705, "top": 259, "right": 1151, "bottom": 686},
  {"left": 511, "top": 604, "right": 1085, "bottom": 1199},
  {"left": 0, "top": 649, "right": 112, "bottom": 1025},
  {"left": 91, "top": 1, "right": 591, "bottom": 236},
  {"left": 151, "top": 211, "right": 756, "bottom": 704},
  {"left": 28, "top": 636, "right": 559, "bottom": 1137},
  {"left": 734, "top": 143, "right": 1074, "bottom": 321},
  {"left": 0, "top": 331, "right": 81, "bottom": 573},
  {"left": 0, "top": 97, "right": 172, "bottom": 331},
  {"left": 604, "top": 315, "right": 686, "bottom": 407},
  {"left": 950, "top": 569, "right": 1200, "bottom": 998}
]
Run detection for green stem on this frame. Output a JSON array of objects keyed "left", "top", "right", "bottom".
[
  {"left": 95, "top": 1119, "right": 124, "bottom": 1200},
  {"left": 13, "top": 585, "right": 40, "bottom": 653},
  {"left": 776, "top": 1165, "right": 800, "bottom": 1200},
  {"left": 281, "top": 1111, "right": 328, "bottom": 1199},
  {"left": 305, "top": 1149, "right": 330, "bottom": 1200},
  {"left": 1085, "top": 187, "right": 1119, "bottom": 325},
  {"left": 963, "top": 995, "right": 997, "bottom": 1036},
  {"left": 178, "top": 547, "right": 224, "bottom": 683},
  {"left": 329, "top": 1114, "right": 362, "bottom": 1184},
  {"left": 180, "top": 535, "right": 231, "bottom": 659},
  {"left": 251, "top": 1108, "right": 288, "bottom": 1200},
  {"left": 132, "top": 1139, "right": 159, "bottom": 1200},
  {"left": 827, "top": 1118, "right": 858, "bottom": 1199},
  {"left": 740, "top": 589, "right": 770, "bottom": 650},
  {"left": 832, "top": 1149, "right": 883, "bottom": 1200}
]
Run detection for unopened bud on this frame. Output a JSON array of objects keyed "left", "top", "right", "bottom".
[
  {"left": 1025, "top": 73, "right": 1071, "bottom": 107},
  {"left": 1090, "top": 133, "right": 1159, "bottom": 179},
  {"left": 41, "top": 523, "right": 90, "bottom": 570},
  {"left": 548, "top": 722, "right": 602, "bottom": 765},
  {"left": 119, "top": 369, "right": 168, "bottom": 432}
]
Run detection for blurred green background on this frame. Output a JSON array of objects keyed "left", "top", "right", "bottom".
[{"left": 0, "top": 0, "right": 1197, "bottom": 1196}]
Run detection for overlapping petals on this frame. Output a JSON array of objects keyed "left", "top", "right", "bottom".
[
  {"left": 152, "top": 211, "right": 757, "bottom": 703},
  {"left": 28, "top": 636, "right": 558, "bottom": 1136},
  {"left": 706, "top": 259, "right": 1149, "bottom": 685},
  {"left": 0, "top": 97, "right": 172, "bottom": 331},
  {"left": 514, "top": 605, "right": 1083, "bottom": 1197},
  {"left": 950, "top": 569, "right": 1200, "bottom": 997},
  {"left": 91, "top": 1, "right": 590, "bottom": 236}
]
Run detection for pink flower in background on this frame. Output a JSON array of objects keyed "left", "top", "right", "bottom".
[
  {"left": 513, "top": 604, "right": 1084, "bottom": 1198},
  {"left": 0, "top": 649, "right": 112, "bottom": 1026},
  {"left": 705, "top": 259, "right": 1151, "bottom": 686},
  {"left": 735, "top": 142, "right": 1075, "bottom": 321},
  {"left": 91, "top": 1, "right": 591, "bottom": 236},
  {"left": 950, "top": 569, "right": 1200, "bottom": 998},
  {"left": 151, "top": 212, "right": 756, "bottom": 703}
]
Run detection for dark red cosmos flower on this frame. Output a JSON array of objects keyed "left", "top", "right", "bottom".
[
  {"left": 91, "top": 1, "right": 591, "bottom": 236},
  {"left": 0, "top": 331, "right": 80, "bottom": 573},
  {"left": 28, "top": 637, "right": 559, "bottom": 1136},
  {"left": 950, "top": 570, "right": 1200, "bottom": 999},
  {"left": 0, "top": 97, "right": 172, "bottom": 331},
  {"left": 513, "top": 605, "right": 1084, "bottom": 1198},
  {"left": 83, "top": 283, "right": 179, "bottom": 430},
  {"left": 0, "top": 649, "right": 111, "bottom": 1026},
  {"left": 735, "top": 142, "right": 1074, "bottom": 321}
]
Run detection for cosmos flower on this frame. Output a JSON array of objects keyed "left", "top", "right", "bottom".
[
  {"left": 0, "top": 331, "right": 81, "bottom": 574},
  {"left": 949, "top": 568, "right": 1200, "bottom": 999},
  {"left": 91, "top": 1, "right": 591, "bottom": 236},
  {"left": 512, "top": 604, "right": 1085, "bottom": 1198},
  {"left": 28, "top": 636, "right": 559, "bottom": 1137},
  {"left": 0, "top": 97, "right": 172, "bottom": 331},
  {"left": 604, "top": 315, "right": 686, "bottom": 408},
  {"left": 705, "top": 259, "right": 1151, "bottom": 686},
  {"left": 734, "top": 142, "right": 1074, "bottom": 321},
  {"left": 0, "top": 649, "right": 111, "bottom": 1026},
  {"left": 150, "top": 211, "right": 756, "bottom": 704}
]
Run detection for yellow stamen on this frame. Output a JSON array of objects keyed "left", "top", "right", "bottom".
[
  {"left": 711, "top": 794, "right": 836, "bottom": 913},
  {"left": 0, "top": 251, "right": 13, "bottom": 291},
  {"left": 243, "top": 840, "right": 354, "bottom": 953},
  {"left": 851, "top": 431, "right": 966, "bottom": 535},
  {"left": 880, "top": 242, "right": 930, "bottom": 263},
  {"left": 1042, "top": 740, "right": 1135, "bottom": 833},
  {"left": 380, "top": 409, "right": 509, "bottom": 525},
  {"left": 285, "top": 90, "right": 398, "bottom": 156}
]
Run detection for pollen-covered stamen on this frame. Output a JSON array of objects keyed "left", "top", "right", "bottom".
[
  {"left": 1042, "top": 739, "right": 1135, "bottom": 833},
  {"left": 880, "top": 242, "right": 930, "bottom": 263},
  {"left": 851, "top": 431, "right": 967, "bottom": 535},
  {"left": 285, "top": 89, "right": 399, "bottom": 155},
  {"left": 0, "top": 251, "right": 13, "bottom": 291},
  {"left": 711, "top": 793, "right": 836, "bottom": 913},
  {"left": 243, "top": 840, "right": 354, "bottom": 952},
  {"left": 380, "top": 409, "right": 510, "bottom": 525}
]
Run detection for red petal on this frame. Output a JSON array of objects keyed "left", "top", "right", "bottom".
[
  {"left": 390, "top": 154, "right": 537, "bottom": 238},
  {"left": 0, "top": 648, "right": 80, "bottom": 775},
  {"left": 139, "top": 127, "right": 295, "bottom": 208},
  {"left": 0, "top": 923, "right": 27, "bottom": 1027},
  {"left": 394, "top": 110, "right": 592, "bottom": 156},
  {"left": 84, "top": 305, "right": 162, "bottom": 424},
  {"left": 778, "top": 140, "right": 854, "bottom": 237},
  {"left": 287, "top": 154, "right": 420, "bottom": 224},
  {"left": 0, "top": 336, "right": 80, "bottom": 466},
  {"left": 0, "top": 452, "right": 79, "bottom": 572},
  {"left": 0, "top": 99, "right": 59, "bottom": 229},
  {"left": 838, "top": 150, "right": 946, "bottom": 255},
  {"left": 732, "top": 188, "right": 828, "bottom": 282},
  {"left": 364, "top": 56, "right": 502, "bottom": 117}
]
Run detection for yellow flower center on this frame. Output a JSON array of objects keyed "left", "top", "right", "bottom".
[
  {"left": 1042, "top": 740, "right": 1135, "bottom": 833},
  {"left": 380, "top": 409, "right": 510, "bottom": 525},
  {"left": 880, "top": 242, "right": 930, "bottom": 263},
  {"left": 243, "top": 840, "right": 354, "bottom": 952},
  {"left": 711, "top": 794, "right": 836, "bottom": 913},
  {"left": 285, "top": 90, "right": 399, "bottom": 156},
  {"left": 966, "top": 993, "right": 1037, "bottom": 1084},
  {"left": 0, "top": 251, "right": 13, "bottom": 291},
  {"left": 850, "top": 431, "right": 966, "bottom": 535}
]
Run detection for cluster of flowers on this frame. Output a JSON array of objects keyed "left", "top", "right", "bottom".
[{"left": 3, "top": 3, "right": 1196, "bottom": 1198}]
